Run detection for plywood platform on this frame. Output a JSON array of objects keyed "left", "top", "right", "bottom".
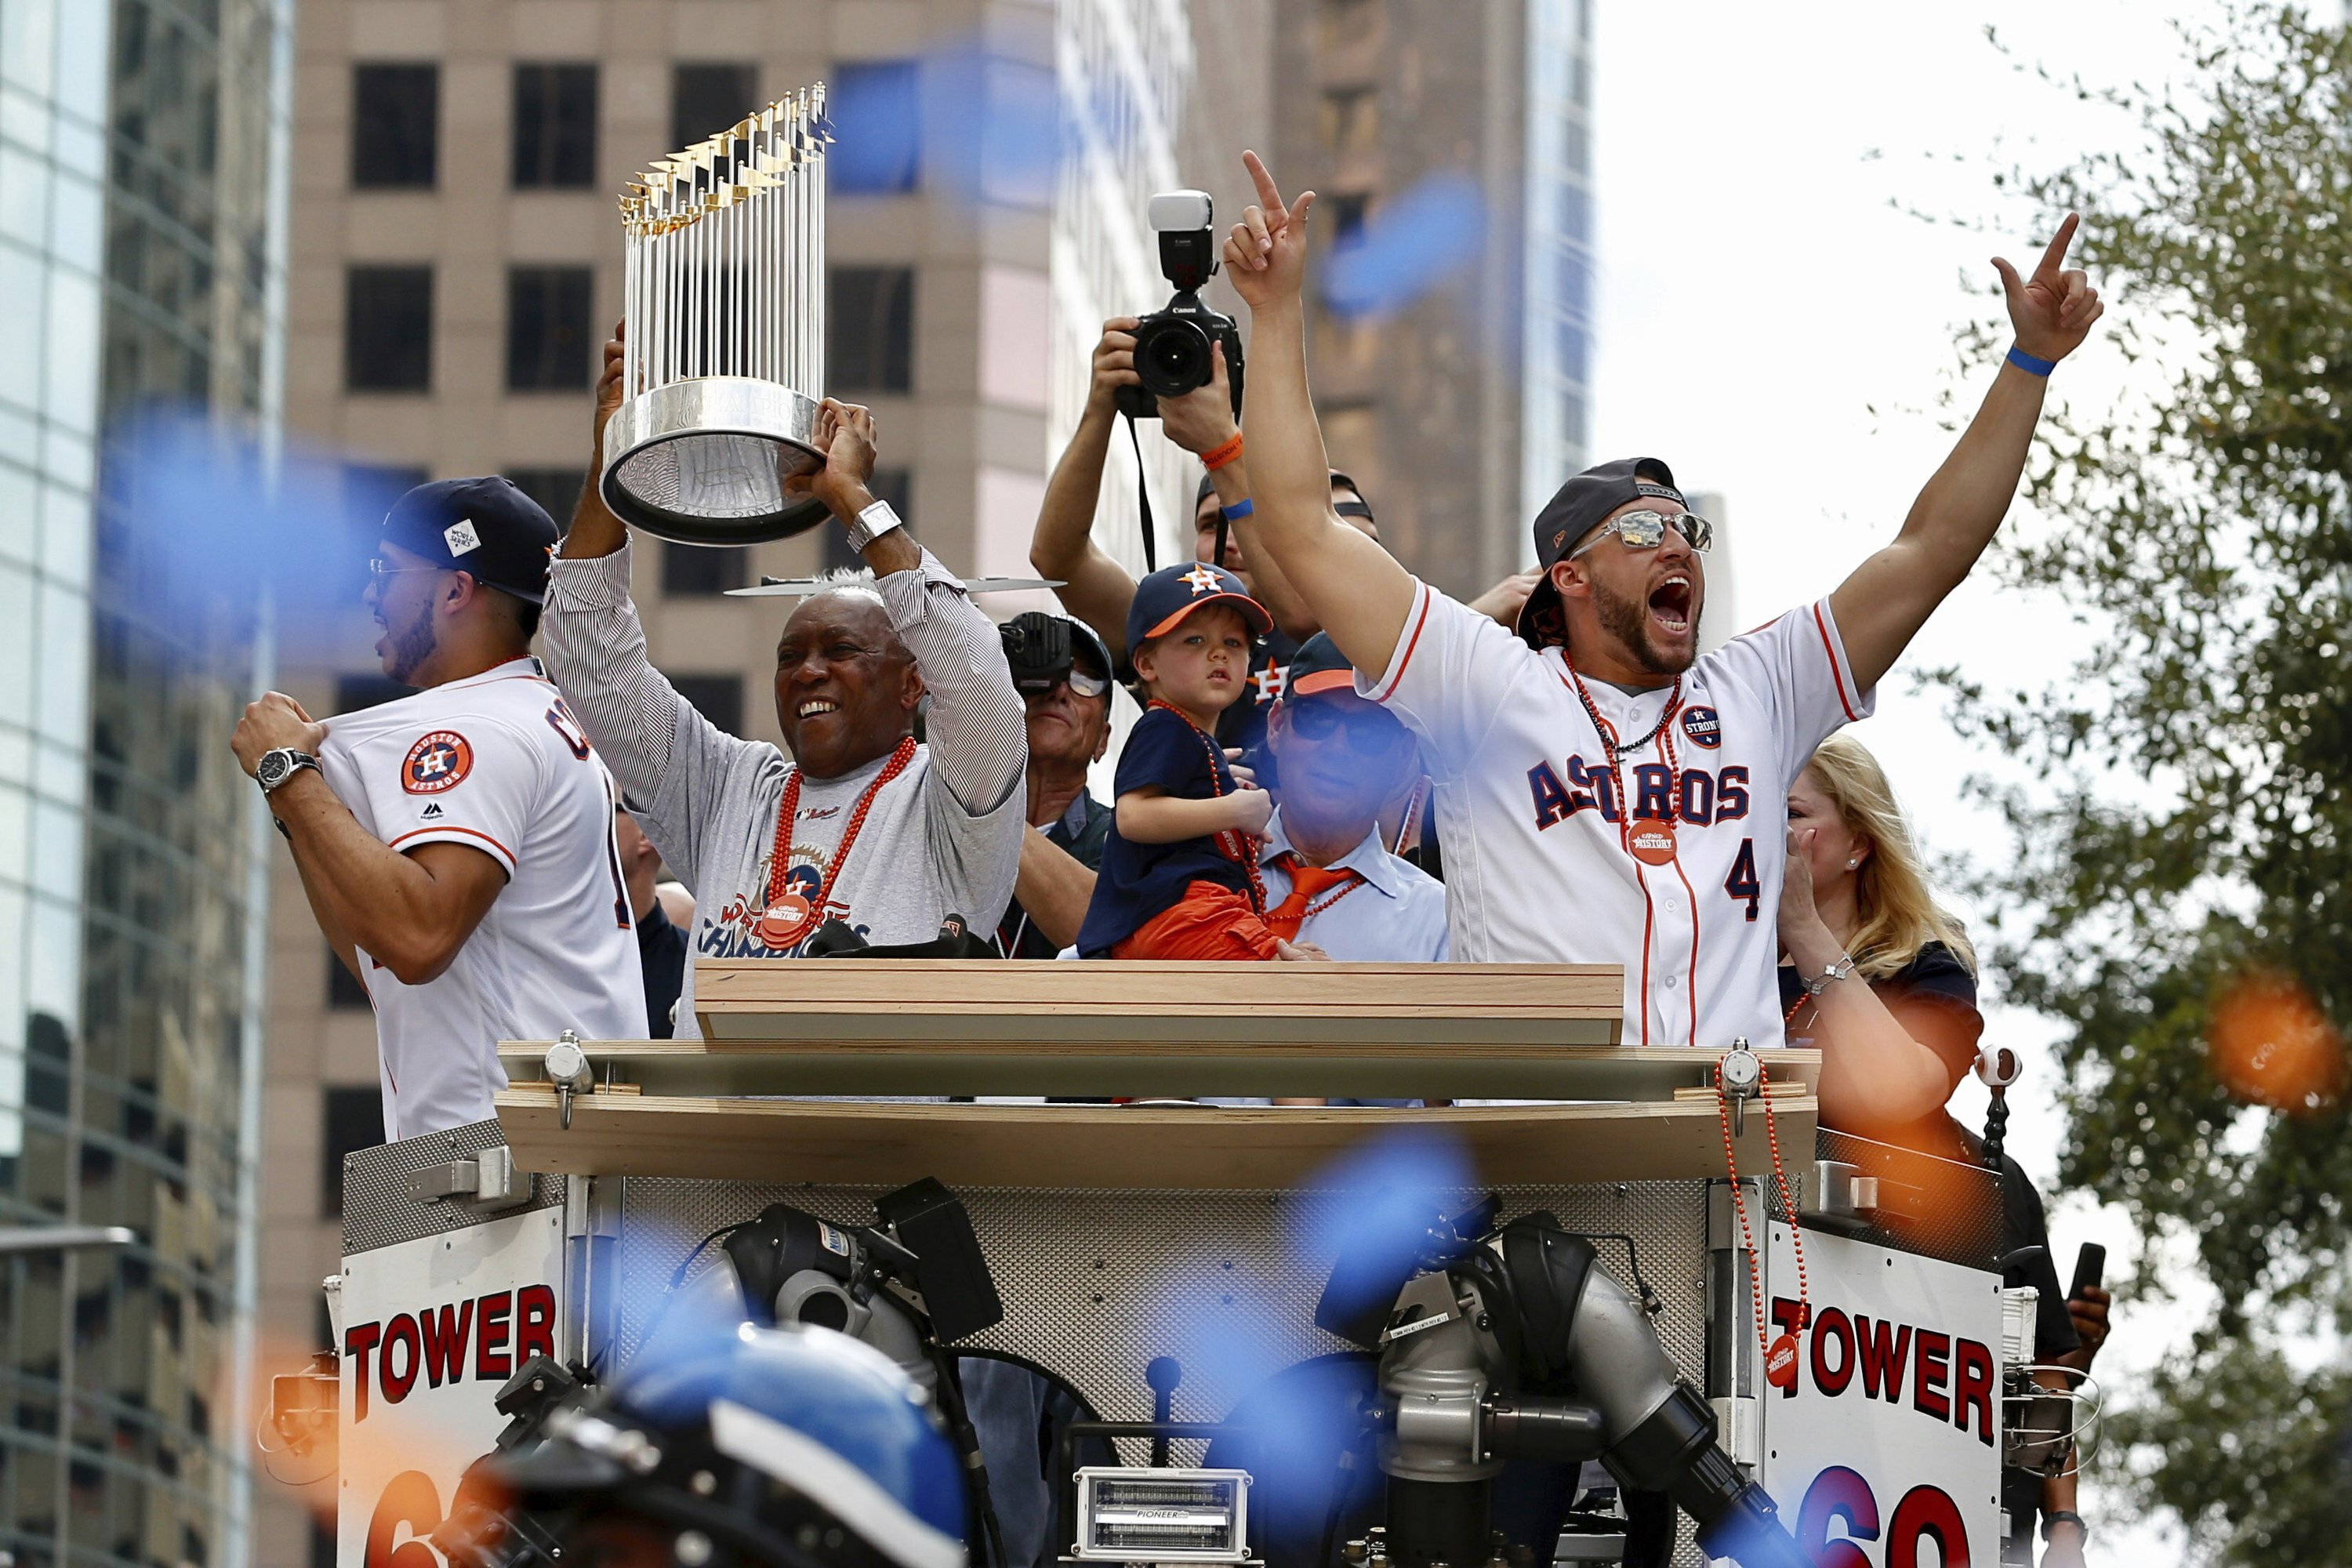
[
  {"left": 495, "top": 1091, "right": 1817, "bottom": 1189},
  {"left": 691, "top": 960, "right": 1626, "bottom": 1046},
  {"left": 495, "top": 960, "right": 1817, "bottom": 1187},
  {"left": 495, "top": 1037, "right": 1816, "bottom": 1101}
]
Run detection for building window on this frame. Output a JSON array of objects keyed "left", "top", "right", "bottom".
[
  {"left": 352, "top": 64, "right": 438, "bottom": 188},
  {"left": 670, "top": 674, "right": 744, "bottom": 738},
  {"left": 828, "top": 267, "right": 913, "bottom": 394},
  {"left": 343, "top": 463, "right": 429, "bottom": 524},
  {"left": 662, "top": 542, "right": 746, "bottom": 597},
  {"left": 336, "top": 673, "right": 414, "bottom": 713},
  {"left": 829, "top": 61, "right": 920, "bottom": 193},
  {"left": 346, "top": 266, "right": 433, "bottom": 391},
  {"left": 820, "top": 468, "right": 909, "bottom": 575},
  {"left": 506, "top": 468, "right": 586, "bottom": 524},
  {"left": 507, "top": 266, "right": 593, "bottom": 390},
  {"left": 672, "top": 62, "right": 758, "bottom": 151},
  {"left": 327, "top": 951, "right": 371, "bottom": 1011},
  {"left": 1324, "top": 192, "right": 1371, "bottom": 245},
  {"left": 321, "top": 1086, "right": 384, "bottom": 1217},
  {"left": 513, "top": 64, "right": 598, "bottom": 188}
]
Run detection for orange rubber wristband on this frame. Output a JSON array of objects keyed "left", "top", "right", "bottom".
[{"left": 1201, "top": 431, "right": 1245, "bottom": 471}]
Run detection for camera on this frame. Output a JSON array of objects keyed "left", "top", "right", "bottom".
[
  {"left": 1001, "top": 611, "right": 1114, "bottom": 699},
  {"left": 1116, "top": 190, "right": 1246, "bottom": 422}
]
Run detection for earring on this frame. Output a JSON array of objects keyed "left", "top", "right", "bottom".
[{"left": 1846, "top": 858, "right": 1859, "bottom": 869}]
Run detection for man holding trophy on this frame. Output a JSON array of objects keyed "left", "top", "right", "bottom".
[
  {"left": 543, "top": 93, "right": 1025, "bottom": 1034},
  {"left": 546, "top": 339, "right": 1026, "bottom": 1027}
]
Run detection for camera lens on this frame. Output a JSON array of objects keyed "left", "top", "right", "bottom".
[{"left": 1135, "top": 316, "right": 1213, "bottom": 397}]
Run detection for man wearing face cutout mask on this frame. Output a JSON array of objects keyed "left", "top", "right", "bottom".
[{"left": 1221, "top": 148, "right": 2103, "bottom": 1050}]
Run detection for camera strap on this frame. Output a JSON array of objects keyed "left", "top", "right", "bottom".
[{"left": 1125, "top": 412, "right": 1157, "bottom": 572}]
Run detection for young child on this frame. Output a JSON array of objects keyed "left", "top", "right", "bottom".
[{"left": 1076, "top": 561, "right": 1304, "bottom": 960}]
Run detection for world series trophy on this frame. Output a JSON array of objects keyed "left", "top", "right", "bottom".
[{"left": 601, "top": 86, "right": 834, "bottom": 545}]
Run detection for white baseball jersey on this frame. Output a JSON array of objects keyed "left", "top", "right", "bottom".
[
  {"left": 317, "top": 656, "right": 644, "bottom": 1141},
  {"left": 1360, "top": 581, "right": 1873, "bottom": 1049}
]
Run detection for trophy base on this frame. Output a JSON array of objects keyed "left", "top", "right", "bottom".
[{"left": 601, "top": 377, "right": 835, "bottom": 545}]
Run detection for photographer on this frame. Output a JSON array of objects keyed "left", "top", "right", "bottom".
[
  {"left": 995, "top": 612, "right": 1117, "bottom": 956},
  {"left": 1029, "top": 318, "right": 1316, "bottom": 762}
]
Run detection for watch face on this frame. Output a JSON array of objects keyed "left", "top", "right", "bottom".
[{"left": 258, "top": 752, "right": 287, "bottom": 788}]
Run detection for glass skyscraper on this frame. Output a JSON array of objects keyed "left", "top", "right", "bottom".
[
  {"left": 1522, "top": 0, "right": 1595, "bottom": 528},
  {"left": 0, "top": 2, "right": 287, "bottom": 1565}
]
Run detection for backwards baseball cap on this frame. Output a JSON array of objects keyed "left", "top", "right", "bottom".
[
  {"left": 1125, "top": 561, "right": 1272, "bottom": 655},
  {"left": 379, "top": 476, "right": 561, "bottom": 606},
  {"left": 1276, "top": 632, "right": 1358, "bottom": 705},
  {"left": 1515, "top": 456, "right": 1683, "bottom": 648}
]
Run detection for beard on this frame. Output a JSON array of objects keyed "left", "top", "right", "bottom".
[
  {"left": 383, "top": 597, "right": 438, "bottom": 684},
  {"left": 1592, "top": 575, "right": 1700, "bottom": 676}
]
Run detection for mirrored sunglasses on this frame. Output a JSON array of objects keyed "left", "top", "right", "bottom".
[
  {"left": 1568, "top": 510, "right": 1714, "bottom": 557},
  {"left": 1022, "top": 668, "right": 1110, "bottom": 701}
]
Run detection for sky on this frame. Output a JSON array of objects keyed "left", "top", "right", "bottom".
[{"left": 1587, "top": 2, "right": 2253, "bottom": 1556}]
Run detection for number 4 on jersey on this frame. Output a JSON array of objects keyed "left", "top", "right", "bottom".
[{"left": 1725, "top": 837, "right": 1761, "bottom": 921}]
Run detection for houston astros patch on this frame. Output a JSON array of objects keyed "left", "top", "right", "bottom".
[{"left": 402, "top": 731, "right": 474, "bottom": 793}]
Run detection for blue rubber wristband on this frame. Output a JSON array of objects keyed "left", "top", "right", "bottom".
[
  {"left": 2006, "top": 343, "right": 2056, "bottom": 377},
  {"left": 1220, "top": 497, "right": 1255, "bottom": 521}
]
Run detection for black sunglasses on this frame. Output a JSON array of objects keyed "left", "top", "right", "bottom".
[{"left": 1284, "top": 699, "right": 1405, "bottom": 753}]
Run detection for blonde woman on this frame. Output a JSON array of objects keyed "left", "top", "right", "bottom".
[{"left": 1777, "top": 732, "right": 1983, "bottom": 1137}]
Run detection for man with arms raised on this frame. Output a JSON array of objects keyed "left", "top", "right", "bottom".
[
  {"left": 230, "top": 478, "right": 644, "bottom": 1140},
  {"left": 1222, "top": 151, "right": 2100, "bottom": 1047},
  {"left": 545, "top": 332, "right": 1026, "bottom": 1033}
]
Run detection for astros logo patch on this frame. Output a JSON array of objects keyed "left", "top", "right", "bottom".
[
  {"left": 1180, "top": 564, "right": 1222, "bottom": 595},
  {"left": 402, "top": 731, "right": 474, "bottom": 793},
  {"left": 1681, "top": 706, "right": 1722, "bottom": 750}
]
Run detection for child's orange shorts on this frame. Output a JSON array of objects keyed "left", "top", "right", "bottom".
[{"left": 1110, "top": 880, "right": 1280, "bottom": 961}]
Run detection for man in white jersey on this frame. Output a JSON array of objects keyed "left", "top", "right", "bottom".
[
  {"left": 1217, "top": 151, "right": 2103, "bottom": 1048},
  {"left": 542, "top": 330, "right": 1026, "bottom": 1037},
  {"left": 231, "top": 477, "right": 644, "bottom": 1139}
]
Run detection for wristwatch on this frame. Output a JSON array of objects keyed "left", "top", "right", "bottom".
[
  {"left": 842, "top": 497, "right": 904, "bottom": 554},
  {"left": 256, "top": 746, "right": 319, "bottom": 795},
  {"left": 1802, "top": 952, "right": 1859, "bottom": 997},
  {"left": 2041, "top": 1510, "right": 2086, "bottom": 1543}
]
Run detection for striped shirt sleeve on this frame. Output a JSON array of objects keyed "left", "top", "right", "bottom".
[
  {"left": 541, "top": 542, "right": 758, "bottom": 885},
  {"left": 878, "top": 548, "right": 1028, "bottom": 818}
]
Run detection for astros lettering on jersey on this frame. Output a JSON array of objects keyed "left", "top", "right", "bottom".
[
  {"left": 1362, "top": 581, "right": 1872, "bottom": 1049},
  {"left": 317, "top": 656, "right": 644, "bottom": 1139}
]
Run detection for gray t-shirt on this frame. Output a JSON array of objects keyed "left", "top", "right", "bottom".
[{"left": 543, "top": 543, "right": 1027, "bottom": 1037}]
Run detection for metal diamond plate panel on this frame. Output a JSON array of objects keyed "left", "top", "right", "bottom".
[{"left": 341, "top": 1119, "right": 564, "bottom": 1255}]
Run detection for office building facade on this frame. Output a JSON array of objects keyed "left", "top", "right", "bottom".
[
  {"left": 0, "top": 1, "right": 289, "bottom": 1566},
  {"left": 1271, "top": 0, "right": 1593, "bottom": 597}
]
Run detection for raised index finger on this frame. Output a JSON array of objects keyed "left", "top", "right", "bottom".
[
  {"left": 1242, "top": 150, "right": 1286, "bottom": 223},
  {"left": 2034, "top": 212, "right": 2081, "bottom": 279}
]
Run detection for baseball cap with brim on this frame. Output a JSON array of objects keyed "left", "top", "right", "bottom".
[
  {"left": 1065, "top": 616, "right": 1114, "bottom": 684},
  {"left": 1125, "top": 561, "right": 1273, "bottom": 653},
  {"left": 381, "top": 475, "right": 561, "bottom": 606},
  {"left": 1515, "top": 457, "right": 1682, "bottom": 649},
  {"left": 1277, "top": 631, "right": 1358, "bottom": 703}
]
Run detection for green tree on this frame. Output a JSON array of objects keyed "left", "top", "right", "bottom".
[{"left": 1947, "top": 7, "right": 2352, "bottom": 1562}]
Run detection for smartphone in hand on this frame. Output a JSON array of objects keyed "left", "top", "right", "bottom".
[{"left": 2068, "top": 1241, "right": 2106, "bottom": 1300}]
